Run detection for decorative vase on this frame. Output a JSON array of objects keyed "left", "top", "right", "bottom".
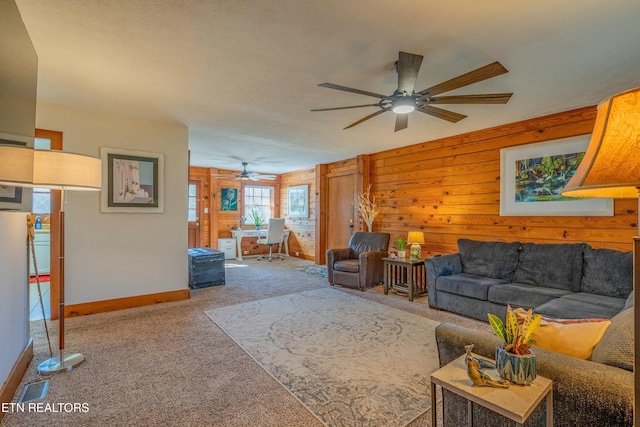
[
  {"left": 255, "top": 225, "right": 261, "bottom": 230},
  {"left": 397, "top": 250, "right": 406, "bottom": 258},
  {"left": 495, "top": 345, "right": 537, "bottom": 385}
]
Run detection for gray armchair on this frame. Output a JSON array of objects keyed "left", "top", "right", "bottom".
[{"left": 326, "top": 232, "right": 390, "bottom": 291}]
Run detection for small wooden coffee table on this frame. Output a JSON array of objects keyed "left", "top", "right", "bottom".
[
  {"left": 430, "top": 354, "right": 553, "bottom": 426},
  {"left": 382, "top": 257, "right": 427, "bottom": 301}
]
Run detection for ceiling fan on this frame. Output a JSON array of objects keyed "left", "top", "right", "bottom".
[
  {"left": 311, "top": 51, "right": 513, "bottom": 132},
  {"left": 211, "top": 162, "right": 276, "bottom": 181}
]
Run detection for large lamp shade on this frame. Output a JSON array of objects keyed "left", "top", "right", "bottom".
[
  {"left": 33, "top": 149, "right": 101, "bottom": 191},
  {"left": 0, "top": 145, "right": 34, "bottom": 186},
  {"left": 561, "top": 87, "right": 640, "bottom": 199}
]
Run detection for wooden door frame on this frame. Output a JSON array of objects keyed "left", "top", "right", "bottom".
[
  {"left": 188, "top": 179, "right": 203, "bottom": 248},
  {"left": 34, "top": 129, "right": 62, "bottom": 320}
]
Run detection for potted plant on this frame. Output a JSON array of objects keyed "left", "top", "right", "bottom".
[
  {"left": 248, "top": 209, "right": 265, "bottom": 230},
  {"left": 394, "top": 238, "right": 407, "bottom": 258},
  {"left": 356, "top": 184, "right": 379, "bottom": 231},
  {"left": 487, "top": 305, "right": 542, "bottom": 385}
]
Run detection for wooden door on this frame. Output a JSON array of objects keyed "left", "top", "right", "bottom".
[
  {"left": 188, "top": 180, "right": 201, "bottom": 248},
  {"left": 327, "top": 174, "right": 355, "bottom": 250}
]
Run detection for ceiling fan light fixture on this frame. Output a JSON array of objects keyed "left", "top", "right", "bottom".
[{"left": 392, "top": 97, "right": 416, "bottom": 114}]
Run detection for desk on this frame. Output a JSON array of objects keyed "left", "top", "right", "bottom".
[
  {"left": 230, "top": 229, "right": 291, "bottom": 261},
  {"left": 382, "top": 257, "right": 427, "bottom": 302},
  {"left": 430, "top": 354, "right": 553, "bottom": 427}
]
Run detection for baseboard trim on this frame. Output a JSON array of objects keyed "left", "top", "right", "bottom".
[
  {"left": 0, "top": 339, "right": 33, "bottom": 423},
  {"left": 65, "top": 289, "right": 191, "bottom": 317}
]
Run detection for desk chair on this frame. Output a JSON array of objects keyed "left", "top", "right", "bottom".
[{"left": 257, "top": 218, "right": 285, "bottom": 261}]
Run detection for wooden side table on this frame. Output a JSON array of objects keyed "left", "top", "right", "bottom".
[
  {"left": 382, "top": 257, "right": 427, "bottom": 302},
  {"left": 430, "top": 354, "right": 553, "bottom": 426}
]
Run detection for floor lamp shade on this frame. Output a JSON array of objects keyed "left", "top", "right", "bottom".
[
  {"left": 561, "top": 87, "right": 640, "bottom": 427},
  {"left": 561, "top": 87, "right": 640, "bottom": 199},
  {"left": 0, "top": 145, "right": 34, "bottom": 186},
  {"left": 33, "top": 150, "right": 101, "bottom": 191}
]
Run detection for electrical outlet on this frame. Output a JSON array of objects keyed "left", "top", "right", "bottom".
[
  {"left": 244, "top": 250, "right": 249, "bottom": 255},
  {"left": 295, "top": 252, "right": 300, "bottom": 256}
]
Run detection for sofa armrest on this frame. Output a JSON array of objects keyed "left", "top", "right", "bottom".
[
  {"left": 326, "top": 248, "right": 352, "bottom": 284},
  {"left": 435, "top": 323, "right": 633, "bottom": 426},
  {"left": 424, "top": 253, "right": 462, "bottom": 308},
  {"left": 359, "top": 250, "right": 388, "bottom": 289}
]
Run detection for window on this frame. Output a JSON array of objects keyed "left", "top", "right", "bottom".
[
  {"left": 188, "top": 184, "right": 197, "bottom": 221},
  {"left": 32, "top": 187, "right": 50, "bottom": 214},
  {"left": 244, "top": 185, "right": 273, "bottom": 224}
]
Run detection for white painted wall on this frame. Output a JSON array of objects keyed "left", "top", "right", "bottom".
[
  {"left": 36, "top": 102, "right": 189, "bottom": 304},
  {"left": 0, "top": 213, "right": 29, "bottom": 383}
]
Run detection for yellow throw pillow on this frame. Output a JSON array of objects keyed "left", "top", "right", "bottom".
[{"left": 531, "top": 318, "right": 612, "bottom": 360}]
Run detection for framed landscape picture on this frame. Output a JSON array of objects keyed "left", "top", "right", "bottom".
[
  {"left": 100, "top": 147, "right": 164, "bottom": 213},
  {"left": 500, "top": 136, "right": 613, "bottom": 216}
]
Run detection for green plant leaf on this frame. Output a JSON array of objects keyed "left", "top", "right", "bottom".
[{"left": 487, "top": 313, "right": 507, "bottom": 343}]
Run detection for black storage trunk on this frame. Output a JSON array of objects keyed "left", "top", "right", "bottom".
[{"left": 188, "top": 248, "right": 225, "bottom": 289}]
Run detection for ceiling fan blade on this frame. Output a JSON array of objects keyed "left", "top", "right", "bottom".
[
  {"left": 416, "top": 105, "right": 467, "bottom": 123},
  {"left": 310, "top": 103, "right": 381, "bottom": 112},
  {"left": 394, "top": 114, "right": 409, "bottom": 132},
  {"left": 418, "top": 61, "right": 508, "bottom": 97},
  {"left": 397, "top": 51, "right": 423, "bottom": 95},
  {"left": 211, "top": 173, "right": 238, "bottom": 178},
  {"left": 429, "top": 93, "right": 513, "bottom": 104},
  {"left": 344, "top": 108, "right": 389, "bottom": 130},
  {"left": 249, "top": 173, "right": 277, "bottom": 180},
  {"left": 319, "top": 83, "right": 389, "bottom": 99}
]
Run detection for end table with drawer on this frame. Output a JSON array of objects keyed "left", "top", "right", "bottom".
[{"left": 383, "top": 257, "right": 427, "bottom": 302}]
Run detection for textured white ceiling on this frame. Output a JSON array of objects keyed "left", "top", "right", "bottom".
[{"left": 15, "top": 0, "right": 640, "bottom": 174}]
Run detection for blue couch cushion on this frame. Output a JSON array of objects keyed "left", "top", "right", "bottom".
[
  {"left": 534, "top": 298, "right": 621, "bottom": 319},
  {"left": 436, "top": 273, "right": 507, "bottom": 301},
  {"left": 512, "top": 243, "right": 585, "bottom": 292},
  {"left": 581, "top": 246, "right": 633, "bottom": 298},
  {"left": 560, "top": 292, "right": 626, "bottom": 310},
  {"left": 488, "top": 283, "right": 571, "bottom": 308},
  {"left": 457, "top": 239, "right": 521, "bottom": 281}
]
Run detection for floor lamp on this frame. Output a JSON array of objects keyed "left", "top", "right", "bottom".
[
  {"left": 31, "top": 149, "right": 101, "bottom": 374},
  {"left": 561, "top": 87, "right": 640, "bottom": 425}
]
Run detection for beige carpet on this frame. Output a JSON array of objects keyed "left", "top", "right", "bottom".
[
  {"left": 206, "top": 288, "right": 440, "bottom": 427},
  {"left": 2, "top": 257, "right": 489, "bottom": 427}
]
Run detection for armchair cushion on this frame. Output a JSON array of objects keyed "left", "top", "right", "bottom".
[{"left": 333, "top": 259, "right": 360, "bottom": 273}]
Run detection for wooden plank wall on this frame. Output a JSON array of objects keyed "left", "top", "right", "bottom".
[
  {"left": 369, "top": 106, "right": 638, "bottom": 254},
  {"left": 280, "top": 167, "right": 316, "bottom": 260},
  {"left": 189, "top": 166, "right": 283, "bottom": 256}
]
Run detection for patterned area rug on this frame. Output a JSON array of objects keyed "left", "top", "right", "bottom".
[
  {"left": 297, "top": 264, "right": 328, "bottom": 278},
  {"left": 205, "top": 288, "right": 440, "bottom": 427}
]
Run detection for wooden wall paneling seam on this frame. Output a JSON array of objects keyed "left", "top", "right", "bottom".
[{"left": 315, "top": 164, "right": 327, "bottom": 265}]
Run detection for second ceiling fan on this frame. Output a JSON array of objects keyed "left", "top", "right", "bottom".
[{"left": 312, "top": 51, "right": 513, "bottom": 132}]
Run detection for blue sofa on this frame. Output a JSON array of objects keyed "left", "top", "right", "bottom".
[{"left": 424, "top": 239, "right": 633, "bottom": 321}]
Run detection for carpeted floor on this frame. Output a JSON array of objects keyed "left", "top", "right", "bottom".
[
  {"left": 2, "top": 257, "right": 490, "bottom": 427},
  {"left": 206, "top": 288, "right": 440, "bottom": 427}
]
